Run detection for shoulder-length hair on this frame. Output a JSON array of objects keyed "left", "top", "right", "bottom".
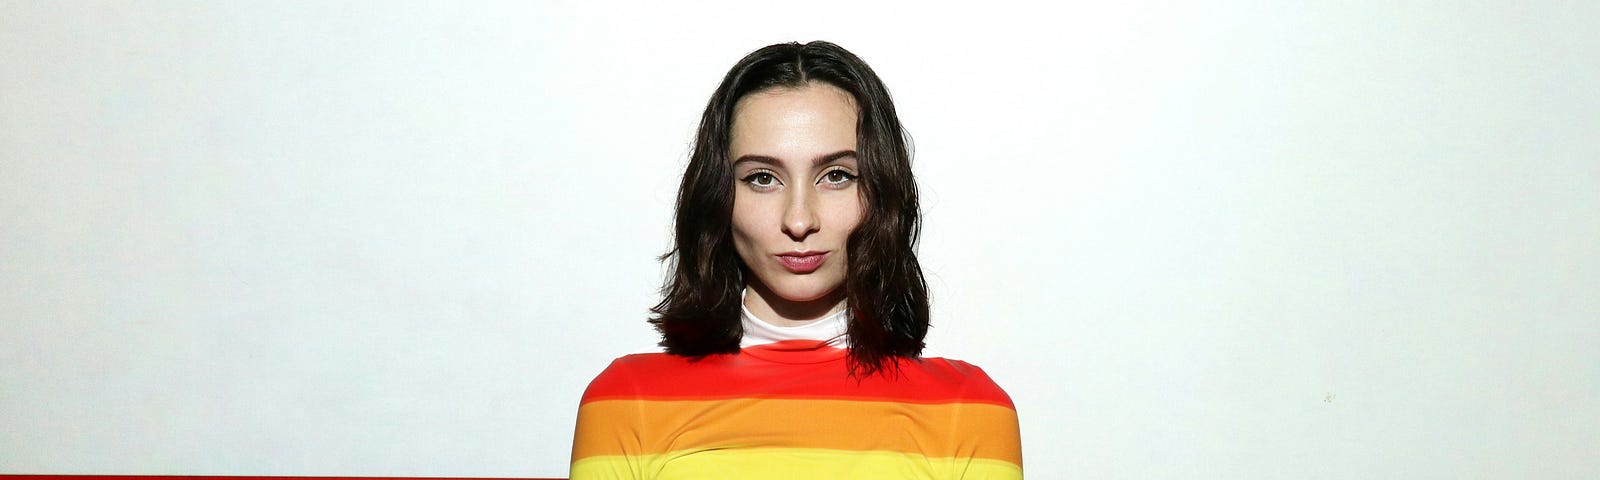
[{"left": 649, "top": 41, "right": 928, "bottom": 377}]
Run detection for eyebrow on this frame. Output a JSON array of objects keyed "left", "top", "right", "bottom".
[{"left": 732, "top": 150, "right": 857, "bottom": 169}]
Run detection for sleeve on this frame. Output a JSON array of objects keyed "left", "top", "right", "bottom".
[
  {"left": 952, "top": 364, "right": 1024, "bottom": 480},
  {"left": 570, "top": 358, "right": 647, "bottom": 480}
]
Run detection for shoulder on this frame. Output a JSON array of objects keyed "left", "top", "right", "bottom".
[
  {"left": 915, "top": 357, "right": 1015, "bottom": 407},
  {"left": 580, "top": 353, "right": 668, "bottom": 401},
  {"left": 579, "top": 352, "right": 743, "bottom": 402},
  {"left": 601, "top": 351, "right": 693, "bottom": 372},
  {"left": 877, "top": 356, "right": 1015, "bottom": 408}
]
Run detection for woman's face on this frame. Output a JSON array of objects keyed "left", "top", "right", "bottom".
[{"left": 729, "top": 82, "right": 863, "bottom": 315}]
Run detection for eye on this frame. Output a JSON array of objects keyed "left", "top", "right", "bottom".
[
  {"left": 741, "top": 171, "right": 781, "bottom": 190},
  {"left": 819, "top": 168, "right": 857, "bottom": 187}
]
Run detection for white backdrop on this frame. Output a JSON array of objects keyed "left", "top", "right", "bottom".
[{"left": 2, "top": 1, "right": 1597, "bottom": 478}]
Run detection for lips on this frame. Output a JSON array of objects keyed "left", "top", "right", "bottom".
[{"left": 776, "top": 251, "right": 828, "bottom": 273}]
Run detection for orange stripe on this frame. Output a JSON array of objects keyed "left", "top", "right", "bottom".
[{"left": 572, "top": 398, "right": 1021, "bottom": 465}]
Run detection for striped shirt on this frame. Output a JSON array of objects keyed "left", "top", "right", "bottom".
[{"left": 570, "top": 307, "right": 1022, "bottom": 479}]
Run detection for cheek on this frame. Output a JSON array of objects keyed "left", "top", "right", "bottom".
[
  {"left": 827, "top": 195, "right": 866, "bottom": 235},
  {"left": 730, "top": 195, "right": 757, "bottom": 244},
  {"left": 729, "top": 191, "right": 773, "bottom": 254}
]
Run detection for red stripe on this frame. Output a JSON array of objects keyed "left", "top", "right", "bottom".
[{"left": 579, "top": 344, "right": 1014, "bottom": 407}]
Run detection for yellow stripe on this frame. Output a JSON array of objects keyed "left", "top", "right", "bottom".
[
  {"left": 572, "top": 447, "right": 1023, "bottom": 480},
  {"left": 573, "top": 398, "right": 1021, "bottom": 464}
]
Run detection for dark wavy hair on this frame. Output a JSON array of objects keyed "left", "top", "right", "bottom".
[{"left": 649, "top": 41, "right": 928, "bottom": 377}]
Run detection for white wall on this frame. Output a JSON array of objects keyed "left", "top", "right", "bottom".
[{"left": 2, "top": 1, "right": 1596, "bottom": 478}]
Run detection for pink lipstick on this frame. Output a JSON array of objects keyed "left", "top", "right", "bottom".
[{"left": 777, "top": 251, "right": 827, "bottom": 273}]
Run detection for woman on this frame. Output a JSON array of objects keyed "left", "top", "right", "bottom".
[{"left": 570, "top": 41, "right": 1022, "bottom": 479}]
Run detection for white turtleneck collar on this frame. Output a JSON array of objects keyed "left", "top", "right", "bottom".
[{"left": 739, "top": 300, "right": 850, "bottom": 349}]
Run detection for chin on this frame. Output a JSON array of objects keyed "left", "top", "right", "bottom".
[{"left": 763, "top": 276, "right": 845, "bottom": 303}]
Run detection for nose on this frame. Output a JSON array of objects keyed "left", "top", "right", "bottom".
[{"left": 781, "top": 186, "right": 820, "bottom": 241}]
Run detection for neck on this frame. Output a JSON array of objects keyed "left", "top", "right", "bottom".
[{"left": 743, "top": 281, "right": 847, "bottom": 327}]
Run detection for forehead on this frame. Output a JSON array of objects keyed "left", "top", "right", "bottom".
[{"left": 729, "top": 83, "right": 858, "bottom": 157}]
